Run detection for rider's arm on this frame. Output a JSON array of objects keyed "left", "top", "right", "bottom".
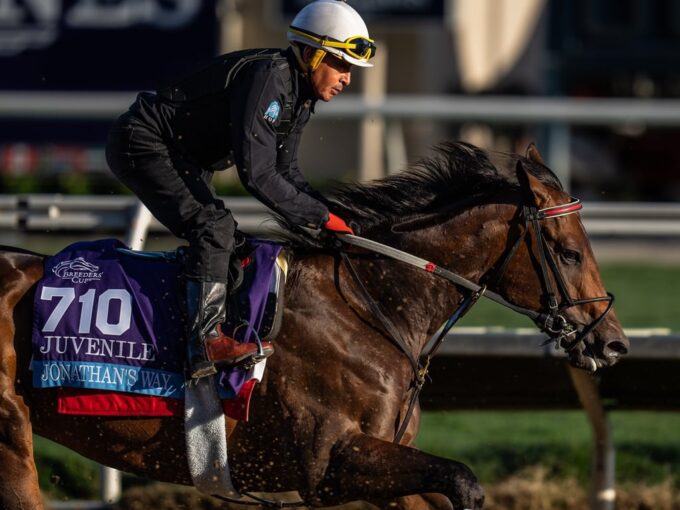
[
  {"left": 229, "top": 61, "right": 329, "bottom": 228},
  {"left": 275, "top": 115, "right": 328, "bottom": 204}
]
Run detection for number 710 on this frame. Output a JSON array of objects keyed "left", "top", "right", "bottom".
[{"left": 40, "top": 286, "right": 132, "bottom": 336}]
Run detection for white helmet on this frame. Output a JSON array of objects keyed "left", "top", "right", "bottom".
[{"left": 287, "top": 0, "right": 375, "bottom": 69}]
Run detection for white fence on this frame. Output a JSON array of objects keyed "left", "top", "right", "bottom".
[
  {"left": 2, "top": 194, "right": 680, "bottom": 238},
  {"left": 4, "top": 91, "right": 680, "bottom": 124},
  {"left": 4, "top": 91, "right": 680, "bottom": 186}
]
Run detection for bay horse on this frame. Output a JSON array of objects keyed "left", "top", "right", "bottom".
[{"left": 0, "top": 142, "right": 628, "bottom": 510}]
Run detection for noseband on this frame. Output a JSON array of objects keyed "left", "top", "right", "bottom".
[{"left": 338, "top": 196, "right": 614, "bottom": 442}]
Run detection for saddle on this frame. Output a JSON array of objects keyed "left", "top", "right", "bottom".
[{"left": 30, "top": 236, "right": 288, "bottom": 421}]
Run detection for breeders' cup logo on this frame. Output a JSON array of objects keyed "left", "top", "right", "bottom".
[
  {"left": 53, "top": 258, "right": 103, "bottom": 283},
  {"left": 263, "top": 100, "right": 281, "bottom": 124}
]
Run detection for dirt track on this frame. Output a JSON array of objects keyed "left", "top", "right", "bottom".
[{"left": 111, "top": 467, "right": 680, "bottom": 510}]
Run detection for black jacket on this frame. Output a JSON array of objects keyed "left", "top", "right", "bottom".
[{"left": 128, "top": 48, "right": 329, "bottom": 229}]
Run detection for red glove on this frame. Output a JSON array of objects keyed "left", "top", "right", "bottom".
[{"left": 324, "top": 213, "right": 355, "bottom": 234}]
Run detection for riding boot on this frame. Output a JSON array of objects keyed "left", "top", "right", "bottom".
[{"left": 185, "top": 280, "right": 274, "bottom": 379}]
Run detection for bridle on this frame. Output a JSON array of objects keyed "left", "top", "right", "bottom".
[
  {"left": 489, "top": 198, "right": 614, "bottom": 351},
  {"left": 338, "top": 196, "right": 614, "bottom": 443}
]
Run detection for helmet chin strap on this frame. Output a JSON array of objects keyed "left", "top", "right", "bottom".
[{"left": 309, "top": 48, "right": 326, "bottom": 71}]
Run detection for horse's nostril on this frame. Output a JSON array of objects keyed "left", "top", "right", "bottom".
[{"left": 605, "top": 340, "right": 629, "bottom": 357}]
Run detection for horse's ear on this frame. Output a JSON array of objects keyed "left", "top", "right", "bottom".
[
  {"left": 525, "top": 142, "right": 545, "bottom": 165},
  {"left": 516, "top": 160, "right": 551, "bottom": 208}
]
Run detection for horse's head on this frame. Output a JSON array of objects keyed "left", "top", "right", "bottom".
[
  {"left": 310, "top": 141, "right": 628, "bottom": 373},
  {"left": 486, "top": 158, "right": 629, "bottom": 372}
]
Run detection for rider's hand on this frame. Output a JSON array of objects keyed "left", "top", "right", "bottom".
[{"left": 324, "top": 213, "right": 355, "bottom": 235}]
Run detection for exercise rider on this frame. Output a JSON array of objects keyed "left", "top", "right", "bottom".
[{"left": 105, "top": 0, "right": 376, "bottom": 378}]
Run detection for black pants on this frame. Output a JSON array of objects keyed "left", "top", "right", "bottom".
[{"left": 105, "top": 113, "right": 235, "bottom": 283}]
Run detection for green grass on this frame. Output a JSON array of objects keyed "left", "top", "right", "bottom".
[
  {"left": 599, "top": 265, "right": 680, "bottom": 331},
  {"left": 417, "top": 411, "right": 592, "bottom": 484},
  {"left": 33, "top": 436, "right": 100, "bottom": 500},
  {"left": 417, "top": 410, "right": 680, "bottom": 487}
]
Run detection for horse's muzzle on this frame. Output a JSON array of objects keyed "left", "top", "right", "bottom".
[
  {"left": 568, "top": 335, "right": 630, "bottom": 373},
  {"left": 601, "top": 339, "right": 629, "bottom": 364}
]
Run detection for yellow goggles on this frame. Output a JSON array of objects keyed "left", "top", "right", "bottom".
[{"left": 290, "top": 27, "right": 376, "bottom": 62}]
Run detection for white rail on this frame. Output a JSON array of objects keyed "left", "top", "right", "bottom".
[
  {"left": 3, "top": 92, "right": 680, "bottom": 125},
  {"left": 3, "top": 91, "right": 679, "bottom": 202},
  {"left": 2, "top": 195, "right": 680, "bottom": 238}
]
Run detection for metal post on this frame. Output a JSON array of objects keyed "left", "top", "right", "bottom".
[
  {"left": 359, "top": 42, "right": 387, "bottom": 181},
  {"left": 100, "top": 465, "right": 122, "bottom": 504},
  {"left": 547, "top": 122, "right": 571, "bottom": 192},
  {"left": 568, "top": 366, "right": 616, "bottom": 510},
  {"left": 385, "top": 120, "right": 408, "bottom": 175},
  {"left": 98, "top": 200, "right": 153, "bottom": 503},
  {"left": 125, "top": 201, "right": 154, "bottom": 250}
]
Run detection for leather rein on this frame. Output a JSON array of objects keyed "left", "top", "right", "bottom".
[{"left": 338, "top": 197, "right": 614, "bottom": 443}]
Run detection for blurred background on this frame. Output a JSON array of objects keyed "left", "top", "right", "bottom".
[{"left": 2, "top": 1, "right": 680, "bottom": 509}]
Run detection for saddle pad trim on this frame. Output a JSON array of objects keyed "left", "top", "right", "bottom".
[
  {"left": 57, "top": 388, "right": 181, "bottom": 416},
  {"left": 56, "top": 379, "right": 258, "bottom": 422}
]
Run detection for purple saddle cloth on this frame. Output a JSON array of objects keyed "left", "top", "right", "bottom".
[{"left": 31, "top": 238, "right": 284, "bottom": 400}]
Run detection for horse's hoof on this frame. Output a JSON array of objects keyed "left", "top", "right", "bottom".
[
  {"left": 460, "top": 486, "right": 484, "bottom": 510},
  {"left": 451, "top": 466, "right": 484, "bottom": 510}
]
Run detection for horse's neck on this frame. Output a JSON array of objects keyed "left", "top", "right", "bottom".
[
  {"left": 354, "top": 248, "right": 455, "bottom": 353},
  {"left": 353, "top": 204, "right": 512, "bottom": 353},
  {"left": 285, "top": 204, "right": 511, "bottom": 358}
]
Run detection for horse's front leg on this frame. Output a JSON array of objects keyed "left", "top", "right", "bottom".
[
  {"left": 385, "top": 405, "right": 455, "bottom": 508},
  {"left": 0, "top": 338, "right": 44, "bottom": 509},
  {"left": 311, "top": 433, "right": 484, "bottom": 510}
]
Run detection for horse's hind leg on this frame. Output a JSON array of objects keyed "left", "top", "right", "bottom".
[
  {"left": 312, "top": 433, "right": 484, "bottom": 510},
  {"left": 0, "top": 326, "right": 44, "bottom": 509}
]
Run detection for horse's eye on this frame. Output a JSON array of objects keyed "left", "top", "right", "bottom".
[{"left": 560, "top": 248, "right": 581, "bottom": 265}]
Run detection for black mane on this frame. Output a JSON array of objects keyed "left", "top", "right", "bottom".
[
  {"left": 278, "top": 141, "right": 562, "bottom": 245},
  {"left": 330, "top": 142, "right": 561, "bottom": 227}
]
